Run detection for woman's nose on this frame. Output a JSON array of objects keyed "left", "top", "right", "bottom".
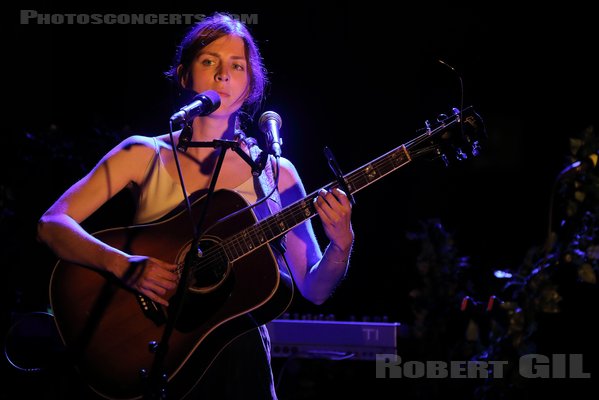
[{"left": 215, "top": 69, "right": 229, "bottom": 82}]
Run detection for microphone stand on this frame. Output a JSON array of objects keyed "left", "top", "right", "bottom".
[{"left": 143, "top": 136, "right": 266, "bottom": 399}]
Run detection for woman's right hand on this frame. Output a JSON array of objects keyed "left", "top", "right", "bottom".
[{"left": 118, "top": 256, "right": 180, "bottom": 306}]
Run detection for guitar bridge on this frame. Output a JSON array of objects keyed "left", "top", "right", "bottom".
[{"left": 136, "top": 294, "right": 167, "bottom": 326}]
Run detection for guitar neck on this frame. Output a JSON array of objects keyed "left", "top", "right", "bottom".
[
  {"left": 222, "top": 144, "right": 412, "bottom": 261},
  {"left": 221, "top": 107, "right": 474, "bottom": 260}
]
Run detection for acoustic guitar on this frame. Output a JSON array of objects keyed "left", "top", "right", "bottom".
[{"left": 49, "top": 106, "right": 485, "bottom": 399}]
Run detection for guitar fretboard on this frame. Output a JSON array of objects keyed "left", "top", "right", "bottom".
[
  {"left": 220, "top": 104, "right": 476, "bottom": 261},
  {"left": 223, "top": 145, "right": 411, "bottom": 261}
]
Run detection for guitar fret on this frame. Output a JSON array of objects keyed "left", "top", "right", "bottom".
[
  {"left": 377, "top": 149, "right": 405, "bottom": 174},
  {"left": 287, "top": 205, "right": 304, "bottom": 226},
  {"left": 242, "top": 232, "right": 254, "bottom": 250},
  {"left": 364, "top": 164, "right": 379, "bottom": 182},
  {"left": 264, "top": 216, "right": 278, "bottom": 240},
  {"left": 374, "top": 159, "right": 393, "bottom": 176},
  {"left": 300, "top": 200, "right": 314, "bottom": 219},
  {"left": 248, "top": 227, "right": 262, "bottom": 248},
  {"left": 218, "top": 223, "right": 276, "bottom": 262},
  {"left": 349, "top": 172, "right": 370, "bottom": 191},
  {"left": 232, "top": 235, "right": 242, "bottom": 255},
  {"left": 235, "top": 239, "right": 245, "bottom": 258},
  {"left": 223, "top": 243, "right": 234, "bottom": 260},
  {"left": 255, "top": 226, "right": 267, "bottom": 244},
  {"left": 228, "top": 240, "right": 240, "bottom": 259},
  {"left": 276, "top": 216, "right": 287, "bottom": 233},
  {"left": 346, "top": 180, "right": 356, "bottom": 192},
  {"left": 239, "top": 237, "right": 250, "bottom": 254},
  {"left": 389, "top": 149, "right": 407, "bottom": 168}
]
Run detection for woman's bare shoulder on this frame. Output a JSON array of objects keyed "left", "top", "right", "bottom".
[
  {"left": 105, "top": 134, "right": 163, "bottom": 159},
  {"left": 276, "top": 157, "right": 306, "bottom": 193}
]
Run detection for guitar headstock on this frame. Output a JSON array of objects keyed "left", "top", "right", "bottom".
[{"left": 408, "top": 106, "right": 486, "bottom": 167}]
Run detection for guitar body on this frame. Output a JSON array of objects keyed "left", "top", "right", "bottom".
[{"left": 49, "top": 189, "right": 294, "bottom": 400}]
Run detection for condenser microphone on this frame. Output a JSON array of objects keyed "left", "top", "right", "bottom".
[{"left": 259, "top": 111, "right": 283, "bottom": 158}]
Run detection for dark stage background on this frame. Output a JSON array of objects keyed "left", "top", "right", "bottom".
[{"left": 4, "top": 2, "right": 598, "bottom": 399}]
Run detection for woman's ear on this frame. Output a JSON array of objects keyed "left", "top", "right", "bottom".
[{"left": 177, "top": 65, "right": 188, "bottom": 88}]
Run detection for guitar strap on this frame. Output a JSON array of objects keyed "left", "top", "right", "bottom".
[
  {"left": 240, "top": 132, "right": 295, "bottom": 325},
  {"left": 241, "top": 133, "right": 287, "bottom": 256}
]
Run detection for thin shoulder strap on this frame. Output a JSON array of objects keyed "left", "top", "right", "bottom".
[{"left": 150, "top": 136, "right": 160, "bottom": 153}]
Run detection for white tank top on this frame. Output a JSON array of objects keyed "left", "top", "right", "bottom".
[{"left": 133, "top": 137, "right": 257, "bottom": 224}]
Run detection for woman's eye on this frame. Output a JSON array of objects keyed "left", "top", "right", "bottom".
[
  {"left": 201, "top": 59, "right": 215, "bottom": 66},
  {"left": 233, "top": 63, "right": 245, "bottom": 71}
]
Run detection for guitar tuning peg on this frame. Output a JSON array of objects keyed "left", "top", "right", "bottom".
[
  {"left": 452, "top": 107, "right": 460, "bottom": 116},
  {"left": 425, "top": 120, "right": 432, "bottom": 131},
  {"left": 437, "top": 113, "right": 448, "bottom": 122}
]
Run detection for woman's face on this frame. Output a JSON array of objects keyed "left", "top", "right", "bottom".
[{"left": 186, "top": 34, "right": 250, "bottom": 118}]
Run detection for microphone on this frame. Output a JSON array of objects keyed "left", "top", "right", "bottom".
[
  {"left": 259, "top": 111, "right": 283, "bottom": 157},
  {"left": 170, "top": 90, "right": 221, "bottom": 125}
]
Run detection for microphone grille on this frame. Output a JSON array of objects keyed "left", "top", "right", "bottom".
[
  {"left": 195, "top": 90, "right": 221, "bottom": 111},
  {"left": 259, "top": 111, "right": 282, "bottom": 132}
]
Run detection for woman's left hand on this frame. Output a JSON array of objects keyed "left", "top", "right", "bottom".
[{"left": 314, "top": 188, "right": 354, "bottom": 252}]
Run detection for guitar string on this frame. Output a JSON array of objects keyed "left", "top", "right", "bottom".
[
  {"left": 186, "top": 146, "right": 412, "bottom": 275},
  {"left": 219, "top": 113, "right": 471, "bottom": 268},
  {"left": 183, "top": 119, "right": 464, "bottom": 277},
  {"left": 218, "top": 114, "right": 467, "bottom": 263}
]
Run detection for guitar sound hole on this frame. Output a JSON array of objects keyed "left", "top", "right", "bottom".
[{"left": 188, "top": 240, "right": 230, "bottom": 294}]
